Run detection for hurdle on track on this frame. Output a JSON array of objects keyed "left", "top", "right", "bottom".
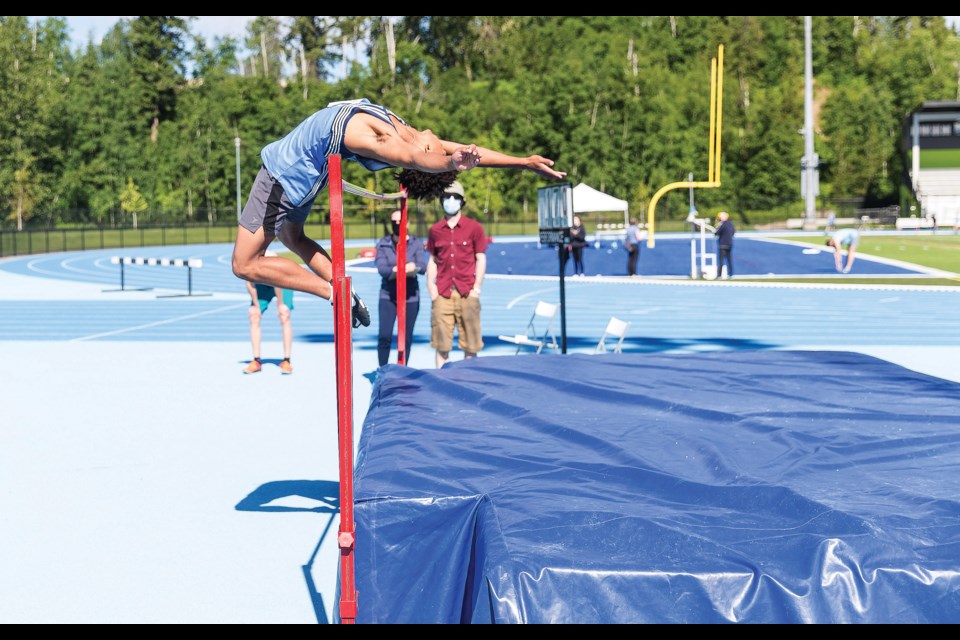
[
  {"left": 327, "top": 155, "right": 408, "bottom": 624},
  {"left": 107, "top": 256, "right": 211, "bottom": 298},
  {"left": 103, "top": 256, "right": 153, "bottom": 292}
]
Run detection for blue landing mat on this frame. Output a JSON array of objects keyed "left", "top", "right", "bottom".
[{"left": 347, "top": 351, "right": 960, "bottom": 623}]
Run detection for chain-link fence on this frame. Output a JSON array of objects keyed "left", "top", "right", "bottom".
[{"left": 0, "top": 218, "right": 546, "bottom": 258}]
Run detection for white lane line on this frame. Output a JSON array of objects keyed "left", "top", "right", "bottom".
[
  {"left": 69, "top": 302, "right": 248, "bottom": 342},
  {"left": 62, "top": 255, "right": 100, "bottom": 275},
  {"left": 94, "top": 256, "right": 121, "bottom": 271},
  {"left": 26, "top": 257, "right": 79, "bottom": 278},
  {"left": 25, "top": 255, "right": 112, "bottom": 280},
  {"left": 505, "top": 287, "right": 558, "bottom": 309}
]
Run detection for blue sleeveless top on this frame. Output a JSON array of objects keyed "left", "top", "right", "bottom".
[
  {"left": 833, "top": 228, "right": 859, "bottom": 247},
  {"left": 260, "top": 99, "right": 407, "bottom": 207}
]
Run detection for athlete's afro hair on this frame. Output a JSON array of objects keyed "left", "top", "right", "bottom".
[{"left": 395, "top": 169, "right": 459, "bottom": 200}]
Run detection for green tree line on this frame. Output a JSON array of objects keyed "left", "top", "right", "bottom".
[{"left": 1, "top": 15, "right": 958, "bottom": 230}]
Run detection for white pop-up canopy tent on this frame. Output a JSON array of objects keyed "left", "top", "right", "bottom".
[{"left": 572, "top": 183, "right": 630, "bottom": 229}]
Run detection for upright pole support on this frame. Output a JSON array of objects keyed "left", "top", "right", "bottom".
[
  {"left": 700, "top": 223, "right": 707, "bottom": 276},
  {"left": 646, "top": 44, "right": 724, "bottom": 248},
  {"left": 802, "top": 16, "right": 818, "bottom": 229},
  {"left": 235, "top": 136, "right": 242, "bottom": 221},
  {"left": 690, "top": 238, "right": 697, "bottom": 279},
  {"left": 558, "top": 245, "right": 567, "bottom": 353},
  {"left": 328, "top": 155, "right": 358, "bottom": 624},
  {"left": 396, "top": 194, "right": 408, "bottom": 365}
]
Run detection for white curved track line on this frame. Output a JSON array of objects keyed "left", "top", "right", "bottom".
[
  {"left": 505, "top": 287, "right": 557, "bottom": 309},
  {"left": 61, "top": 255, "right": 107, "bottom": 276},
  {"left": 94, "top": 256, "right": 121, "bottom": 271},
  {"left": 60, "top": 256, "right": 88, "bottom": 274},
  {"left": 70, "top": 302, "right": 247, "bottom": 342},
  {"left": 25, "top": 257, "right": 88, "bottom": 279},
  {"left": 629, "top": 307, "right": 666, "bottom": 316},
  {"left": 538, "top": 275, "right": 960, "bottom": 293},
  {"left": 23, "top": 255, "right": 111, "bottom": 278}
]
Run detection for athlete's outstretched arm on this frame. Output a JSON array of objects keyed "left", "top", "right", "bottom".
[
  {"left": 439, "top": 139, "right": 566, "bottom": 180},
  {"left": 343, "top": 114, "right": 481, "bottom": 173}
]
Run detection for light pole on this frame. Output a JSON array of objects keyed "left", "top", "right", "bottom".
[
  {"left": 802, "top": 16, "right": 819, "bottom": 229},
  {"left": 235, "top": 136, "right": 242, "bottom": 221}
]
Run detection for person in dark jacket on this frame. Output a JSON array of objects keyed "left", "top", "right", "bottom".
[
  {"left": 714, "top": 211, "right": 736, "bottom": 279},
  {"left": 568, "top": 215, "right": 587, "bottom": 276},
  {"left": 375, "top": 209, "right": 428, "bottom": 367},
  {"left": 624, "top": 218, "right": 642, "bottom": 276}
]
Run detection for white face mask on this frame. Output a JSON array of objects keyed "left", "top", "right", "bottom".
[{"left": 442, "top": 196, "right": 461, "bottom": 216}]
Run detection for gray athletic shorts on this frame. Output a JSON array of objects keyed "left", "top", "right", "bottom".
[{"left": 238, "top": 165, "right": 314, "bottom": 236}]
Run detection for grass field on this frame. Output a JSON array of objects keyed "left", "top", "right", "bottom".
[{"left": 918, "top": 148, "right": 960, "bottom": 169}]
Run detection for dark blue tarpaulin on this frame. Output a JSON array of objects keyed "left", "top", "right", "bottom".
[{"left": 347, "top": 351, "right": 960, "bottom": 623}]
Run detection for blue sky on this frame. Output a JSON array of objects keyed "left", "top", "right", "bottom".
[
  {"left": 31, "top": 16, "right": 256, "bottom": 48},
  {"left": 34, "top": 15, "right": 960, "bottom": 52}
]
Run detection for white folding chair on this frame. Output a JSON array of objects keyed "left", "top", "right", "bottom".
[
  {"left": 498, "top": 301, "right": 560, "bottom": 354},
  {"left": 595, "top": 316, "right": 630, "bottom": 354}
]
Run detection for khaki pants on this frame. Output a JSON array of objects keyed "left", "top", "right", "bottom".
[{"left": 431, "top": 291, "right": 483, "bottom": 354}]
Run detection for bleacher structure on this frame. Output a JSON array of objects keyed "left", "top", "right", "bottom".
[
  {"left": 911, "top": 168, "right": 960, "bottom": 228},
  {"left": 906, "top": 101, "right": 960, "bottom": 228}
]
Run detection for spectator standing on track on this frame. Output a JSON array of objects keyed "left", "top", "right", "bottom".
[
  {"left": 375, "top": 209, "right": 428, "bottom": 367},
  {"left": 714, "top": 211, "right": 736, "bottom": 279},
  {"left": 567, "top": 215, "right": 587, "bottom": 277},
  {"left": 242, "top": 251, "right": 294, "bottom": 374},
  {"left": 426, "top": 181, "right": 487, "bottom": 368},
  {"left": 826, "top": 211, "right": 836, "bottom": 232},
  {"left": 624, "top": 217, "right": 642, "bottom": 276}
]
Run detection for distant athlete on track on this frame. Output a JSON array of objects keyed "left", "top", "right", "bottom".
[
  {"left": 826, "top": 228, "right": 860, "bottom": 273},
  {"left": 232, "top": 98, "right": 566, "bottom": 328}
]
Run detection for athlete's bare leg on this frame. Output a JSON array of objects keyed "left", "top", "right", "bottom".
[
  {"left": 844, "top": 249, "right": 856, "bottom": 272},
  {"left": 232, "top": 224, "right": 333, "bottom": 300},
  {"left": 278, "top": 221, "right": 336, "bottom": 283}
]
